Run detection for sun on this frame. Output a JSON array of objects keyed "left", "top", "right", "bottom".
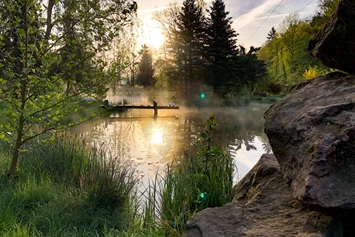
[{"left": 138, "top": 19, "right": 165, "bottom": 49}]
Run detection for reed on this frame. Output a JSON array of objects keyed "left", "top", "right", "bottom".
[
  {"left": 0, "top": 114, "right": 233, "bottom": 236},
  {"left": 0, "top": 134, "right": 142, "bottom": 236},
  {"left": 143, "top": 114, "right": 234, "bottom": 236}
]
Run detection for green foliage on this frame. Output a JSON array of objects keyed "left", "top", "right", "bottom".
[
  {"left": 238, "top": 46, "right": 267, "bottom": 93},
  {"left": 310, "top": 0, "right": 341, "bottom": 31},
  {"left": 152, "top": 0, "right": 266, "bottom": 101},
  {"left": 257, "top": 11, "right": 337, "bottom": 94},
  {"left": 143, "top": 114, "right": 234, "bottom": 236},
  {"left": 0, "top": 134, "right": 141, "bottom": 236},
  {"left": 267, "top": 27, "right": 277, "bottom": 40},
  {"left": 153, "top": 58, "right": 174, "bottom": 90},
  {"left": 175, "top": 0, "right": 207, "bottom": 101},
  {"left": 302, "top": 65, "right": 336, "bottom": 80},
  {"left": 0, "top": 0, "right": 137, "bottom": 177}
]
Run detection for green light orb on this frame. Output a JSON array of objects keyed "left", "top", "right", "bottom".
[
  {"left": 199, "top": 193, "right": 205, "bottom": 199},
  {"left": 200, "top": 93, "right": 205, "bottom": 99}
]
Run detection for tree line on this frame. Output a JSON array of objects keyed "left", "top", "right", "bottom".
[
  {"left": 134, "top": 0, "right": 266, "bottom": 104},
  {"left": 134, "top": 0, "right": 341, "bottom": 99}
]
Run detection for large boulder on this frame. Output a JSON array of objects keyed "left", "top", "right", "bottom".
[
  {"left": 308, "top": 0, "right": 355, "bottom": 74},
  {"left": 264, "top": 72, "right": 355, "bottom": 208},
  {"left": 185, "top": 154, "right": 337, "bottom": 237}
]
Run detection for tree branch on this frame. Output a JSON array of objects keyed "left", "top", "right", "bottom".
[{"left": 21, "top": 126, "right": 55, "bottom": 145}]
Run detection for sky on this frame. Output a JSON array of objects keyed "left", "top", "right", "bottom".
[{"left": 135, "top": 0, "right": 319, "bottom": 48}]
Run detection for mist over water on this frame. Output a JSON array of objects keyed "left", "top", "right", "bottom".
[{"left": 74, "top": 95, "right": 272, "bottom": 190}]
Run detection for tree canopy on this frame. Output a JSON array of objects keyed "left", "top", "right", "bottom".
[
  {"left": 257, "top": 2, "right": 339, "bottom": 94},
  {"left": 0, "top": 0, "right": 137, "bottom": 178}
]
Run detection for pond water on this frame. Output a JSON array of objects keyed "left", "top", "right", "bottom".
[{"left": 74, "top": 102, "right": 272, "bottom": 191}]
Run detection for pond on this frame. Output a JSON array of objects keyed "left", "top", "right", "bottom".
[{"left": 74, "top": 102, "right": 272, "bottom": 191}]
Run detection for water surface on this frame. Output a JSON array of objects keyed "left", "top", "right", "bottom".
[{"left": 74, "top": 103, "right": 272, "bottom": 189}]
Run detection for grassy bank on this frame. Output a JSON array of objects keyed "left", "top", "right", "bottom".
[
  {"left": 0, "top": 134, "right": 152, "bottom": 236},
  {"left": 0, "top": 114, "right": 233, "bottom": 236}
]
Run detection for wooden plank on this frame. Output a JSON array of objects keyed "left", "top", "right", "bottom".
[{"left": 100, "top": 105, "right": 179, "bottom": 110}]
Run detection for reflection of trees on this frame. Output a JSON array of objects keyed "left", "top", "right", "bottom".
[
  {"left": 214, "top": 106, "right": 266, "bottom": 154},
  {"left": 177, "top": 104, "right": 271, "bottom": 154},
  {"left": 260, "top": 133, "right": 272, "bottom": 154},
  {"left": 73, "top": 103, "right": 271, "bottom": 162}
]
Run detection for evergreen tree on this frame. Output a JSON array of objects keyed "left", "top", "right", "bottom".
[
  {"left": 175, "top": 0, "right": 207, "bottom": 98},
  {"left": 238, "top": 46, "right": 267, "bottom": 92},
  {"left": 205, "top": 0, "right": 238, "bottom": 96},
  {"left": 267, "top": 27, "right": 277, "bottom": 40},
  {"left": 137, "top": 45, "right": 154, "bottom": 87}
]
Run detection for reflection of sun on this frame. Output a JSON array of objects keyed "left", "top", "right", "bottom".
[
  {"left": 151, "top": 129, "right": 163, "bottom": 145},
  {"left": 138, "top": 19, "right": 165, "bottom": 49}
]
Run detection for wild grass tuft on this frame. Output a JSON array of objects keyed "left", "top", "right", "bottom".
[
  {"left": 0, "top": 114, "right": 233, "bottom": 236},
  {"left": 143, "top": 114, "right": 234, "bottom": 236},
  {"left": 0, "top": 134, "right": 141, "bottom": 236}
]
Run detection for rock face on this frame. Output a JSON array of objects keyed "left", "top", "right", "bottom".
[
  {"left": 264, "top": 72, "right": 355, "bottom": 208},
  {"left": 185, "top": 1, "right": 355, "bottom": 233},
  {"left": 185, "top": 154, "right": 336, "bottom": 237},
  {"left": 308, "top": 0, "right": 355, "bottom": 74}
]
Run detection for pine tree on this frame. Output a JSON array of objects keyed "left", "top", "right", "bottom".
[
  {"left": 238, "top": 46, "right": 267, "bottom": 92},
  {"left": 205, "top": 0, "right": 238, "bottom": 97},
  {"left": 267, "top": 27, "right": 277, "bottom": 40},
  {"left": 137, "top": 45, "right": 154, "bottom": 87},
  {"left": 175, "top": 0, "right": 207, "bottom": 98}
]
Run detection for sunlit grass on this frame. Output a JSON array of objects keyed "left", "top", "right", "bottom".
[
  {"left": 0, "top": 134, "right": 148, "bottom": 236},
  {"left": 0, "top": 114, "right": 234, "bottom": 236},
  {"left": 143, "top": 114, "right": 234, "bottom": 236}
]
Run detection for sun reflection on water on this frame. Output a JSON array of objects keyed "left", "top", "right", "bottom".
[{"left": 150, "top": 129, "right": 163, "bottom": 145}]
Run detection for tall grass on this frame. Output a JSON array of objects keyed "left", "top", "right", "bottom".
[
  {"left": 143, "top": 114, "right": 234, "bottom": 236},
  {"left": 0, "top": 114, "right": 234, "bottom": 236},
  {"left": 0, "top": 134, "right": 141, "bottom": 236}
]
